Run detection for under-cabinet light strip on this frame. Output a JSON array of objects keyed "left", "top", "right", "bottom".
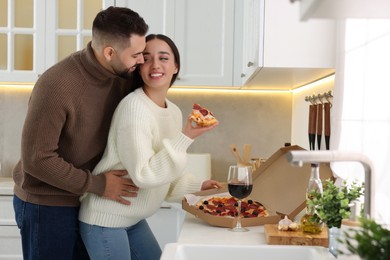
[
  {"left": 0, "top": 74, "right": 335, "bottom": 93},
  {"left": 292, "top": 74, "right": 335, "bottom": 93},
  {"left": 169, "top": 87, "right": 291, "bottom": 94},
  {"left": 170, "top": 74, "right": 335, "bottom": 94},
  {"left": 0, "top": 83, "right": 34, "bottom": 91}
]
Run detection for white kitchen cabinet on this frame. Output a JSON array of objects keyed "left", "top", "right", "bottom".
[
  {"left": 117, "top": 0, "right": 257, "bottom": 87},
  {"left": 0, "top": 0, "right": 337, "bottom": 88},
  {"left": 120, "top": 0, "right": 335, "bottom": 88},
  {"left": 146, "top": 203, "right": 185, "bottom": 250},
  {"left": 0, "top": 195, "right": 22, "bottom": 260},
  {"left": 243, "top": 0, "right": 336, "bottom": 89},
  {"left": 117, "top": 0, "right": 175, "bottom": 38},
  {"left": 173, "top": 0, "right": 235, "bottom": 86},
  {"left": 262, "top": 0, "right": 335, "bottom": 69},
  {"left": 118, "top": 0, "right": 237, "bottom": 87},
  {"left": 298, "top": 0, "right": 390, "bottom": 20},
  {"left": 0, "top": 0, "right": 45, "bottom": 82},
  {"left": 233, "top": 0, "right": 263, "bottom": 86},
  {"left": 0, "top": 0, "right": 103, "bottom": 83}
]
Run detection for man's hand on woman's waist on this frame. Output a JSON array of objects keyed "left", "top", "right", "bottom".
[{"left": 103, "top": 170, "right": 138, "bottom": 205}]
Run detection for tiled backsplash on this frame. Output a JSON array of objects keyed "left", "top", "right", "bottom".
[
  {"left": 167, "top": 89, "right": 292, "bottom": 181},
  {"left": 0, "top": 86, "right": 292, "bottom": 181}
]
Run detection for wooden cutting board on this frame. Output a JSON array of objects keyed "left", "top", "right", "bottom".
[{"left": 264, "top": 224, "right": 329, "bottom": 247}]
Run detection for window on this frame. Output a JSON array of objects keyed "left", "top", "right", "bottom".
[{"left": 332, "top": 19, "right": 390, "bottom": 225}]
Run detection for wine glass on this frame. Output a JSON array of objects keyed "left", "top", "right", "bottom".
[{"left": 227, "top": 165, "right": 253, "bottom": 232}]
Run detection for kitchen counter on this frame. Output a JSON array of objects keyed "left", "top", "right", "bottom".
[
  {"left": 177, "top": 208, "right": 309, "bottom": 246},
  {"left": 170, "top": 213, "right": 362, "bottom": 260},
  {"left": 177, "top": 213, "right": 267, "bottom": 245},
  {"left": 162, "top": 213, "right": 341, "bottom": 260},
  {"left": 0, "top": 177, "right": 14, "bottom": 195}
]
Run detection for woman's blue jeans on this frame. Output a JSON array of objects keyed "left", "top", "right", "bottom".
[
  {"left": 13, "top": 195, "right": 89, "bottom": 260},
  {"left": 79, "top": 219, "right": 161, "bottom": 260}
]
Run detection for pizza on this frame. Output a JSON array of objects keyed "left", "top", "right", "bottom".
[
  {"left": 190, "top": 103, "right": 218, "bottom": 127},
  {"left": 195, "top": 196, "right": 269, "bottom": 218}
]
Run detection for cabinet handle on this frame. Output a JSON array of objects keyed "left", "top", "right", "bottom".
[
  {"left": 241, "top": 73, "right": 246, "bottom": 78},
  {"left": 247, "top": 61, "right": 254, "bottom": 67}
]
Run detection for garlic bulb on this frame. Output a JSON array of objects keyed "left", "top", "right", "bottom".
[
  {"left": 278, "top": 216, "right": 292, "bottom": 231},
  {"left": 278, "top": 216, "right": 299, "bottom": 231},
  {"left": 288, "top": 221, "right": 299, "bottom": 231}
]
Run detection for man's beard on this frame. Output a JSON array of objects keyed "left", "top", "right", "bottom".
[
  {"left": 114, "top": 64, "right": 139, "bottom": 79},
  {"left": 115, "top": 68, "right": 132, "bottom": 79}
]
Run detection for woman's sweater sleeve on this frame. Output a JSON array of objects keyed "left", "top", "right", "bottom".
[
  {"left": 115, "top": 98, "right": 193, "bottom": 189},
  {"left": 165, "top": 174, "right": 203, "bottom": 202}
]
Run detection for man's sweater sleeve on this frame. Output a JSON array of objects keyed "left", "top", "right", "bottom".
[{"left": 20, "top": 75, "right": 105, "bottom": 196}]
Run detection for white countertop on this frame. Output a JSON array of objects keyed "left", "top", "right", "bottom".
[
  {"left": 173, "top": 213, "right": 360, "bottom": 260},
  {"left": 162, "top": 213, "right": 341, "bottom": 260},
  {"left": 0, "top": 177, "right": 14, "bottom": 195},
  {"left": 178, "top": 213, "right": 267, "bottom": 245}
]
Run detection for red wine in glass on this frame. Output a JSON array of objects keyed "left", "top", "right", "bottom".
[
  {"left": 228, "top": 184, "right": 253, "bottom": 199},
  {"left": 227, "top": 165, "right": 253, "bottom": 232}
]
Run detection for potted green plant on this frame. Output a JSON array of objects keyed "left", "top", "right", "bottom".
[
  {"left": 307, "top": 179, "right": 365, "bottom": 229},
  {"left": 306, "top": 178, "right": 364, "bottom": 256},
  {"left": 340, "top": 217, "right": 390, "bottom": 260}
]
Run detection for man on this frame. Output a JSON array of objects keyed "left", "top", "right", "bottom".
[{"left": 12, "top": 7, "right": 148, "bottom": 260}]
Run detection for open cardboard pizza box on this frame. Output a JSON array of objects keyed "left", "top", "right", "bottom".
[{"left": 182, "top": 145, "right": 334, "bottom": 228}]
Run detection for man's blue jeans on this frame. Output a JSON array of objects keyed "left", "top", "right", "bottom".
[
  {"left": 79, "top": 219, "right": 162, "bottom": 260},
  {"left": 13, "top": 195, "right": 89, "bottom": 260}
]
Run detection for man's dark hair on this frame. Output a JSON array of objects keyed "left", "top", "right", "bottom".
[{"left": 92, "top": 6, "right": 148, "bottom": 48}]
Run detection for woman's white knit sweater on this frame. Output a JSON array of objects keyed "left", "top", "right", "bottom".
[{"left": 79, "top": 88, "right": 202, "bottom": 228}]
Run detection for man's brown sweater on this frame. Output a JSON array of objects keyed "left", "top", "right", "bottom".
[{"left": 13, "top": 43, "right": 132, "bottom": 207}]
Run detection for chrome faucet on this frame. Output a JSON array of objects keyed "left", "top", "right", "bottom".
[{"left": 286, "top": 150, "right": 374, "bottom": 218}]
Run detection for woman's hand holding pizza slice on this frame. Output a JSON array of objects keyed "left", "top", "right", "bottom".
[
  {"left": 190, "top": 103, "right": 218, "bottom": 127},
  {"left": 183, "top": 103, "right": 219, "bottom": 139}
]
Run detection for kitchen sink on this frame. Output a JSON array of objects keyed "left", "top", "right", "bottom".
[{"left": 161, "top": 243, "right": 336, "bottom": 260}]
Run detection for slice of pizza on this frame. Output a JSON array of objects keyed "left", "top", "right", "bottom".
[{"left": 190, "top": 103, "right": 218, "bottom": 127}]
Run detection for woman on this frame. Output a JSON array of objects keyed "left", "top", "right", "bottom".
[{"left": 79, "top": 34, "right": 220, "bottom": 260}]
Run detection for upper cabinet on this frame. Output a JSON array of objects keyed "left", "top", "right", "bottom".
[
  {"left": 1, "top": 0, "right": 336, "bottom": 89},
  {"left": 113, "top": 0, "right": 175, "bottom": 37},
  {"left": 0, "top": 0, "right": 103, "bottom": 83},
  {"left": 172, "top": 0, "right": 235, "bottom": 86},
  {"left": 0, "top": 0, "right": 45, "bottom": 82},
  {"left": 118, "top": 0, "right": 260, "bottom": 87},
  {"left": 124, "top": 0, "right": 336, "bottom": 89},
  {"left": 262, "top": 0, "right": 335, "bottom": 69},
  {"left": 122, "top": 0, "right": 237, "bottom": 87},
  {"left": 243, "top": 0, "right": 336, "bottom": 90},
  {"left": 298, "top": 0, "right": 390, "bottom": 20},
  {"left": 233, "top": 0, "right": 262, "bottom": 86}
]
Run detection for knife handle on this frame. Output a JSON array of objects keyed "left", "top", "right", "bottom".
[
  {"left": 317, "top": 104, "right": 323, "bottom": 134},
  {"left": 308, "top": 105, "right": 317, "bottom": 134},
  {"left": 324, "top": 103, "right": 331, "bottom": 136}
]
